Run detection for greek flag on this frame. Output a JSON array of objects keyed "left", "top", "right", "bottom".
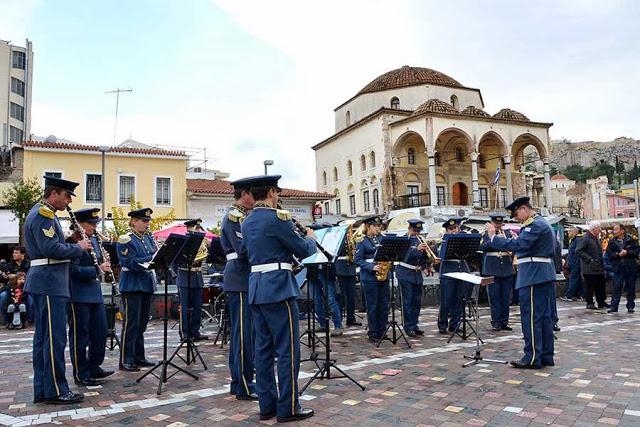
[{"left": 493, "top": 162, "right": 500, "bottom": 185}]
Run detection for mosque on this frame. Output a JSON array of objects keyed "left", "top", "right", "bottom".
[{"left": 312, "top": 66, "right": 553, "bottom": 218}]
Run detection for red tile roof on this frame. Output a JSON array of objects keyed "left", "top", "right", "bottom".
[
  {"left": 23, "top": 140, "right": 187, "bottom": 157},
  {"left": 358, "top": 66, "right": 464, "bottom": 95},
  {"left": 551, "top": 174, "right": 569, "bottom": 180},
  {"left": 187, "top": 179, "right": 332, "bottom": 199}
]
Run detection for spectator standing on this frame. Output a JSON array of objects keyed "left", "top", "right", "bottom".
[
  {"left": 575, "top": 221, "right": 609, "bottom": 310},
  {"left": 561, "top": 227, "right": 585, "bottom": 301},
  {"left": 606, "top": 225, "right": 638, "bottom": 314}
]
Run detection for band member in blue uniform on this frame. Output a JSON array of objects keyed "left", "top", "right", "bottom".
[
  {"left": 24, "top": 176, "right": 90, "bottom": 404},
  {"left": 478, "top": 214, "right": 515, "bottom": 331},
  {"left": 397, "top": 219, "right": 429, "bottom": 337},
  {"left": 67, "top": 208, "right": 114, "bottom": 386},
  {"left": 220, "top": 176, "right": 257, "bottom": 400},
  {"left": 117, "top": 208, "right": 157, "bottom": 372},
  {"left": 354, "top": 215, "right": 390, "bottom": 342},
  {"left": 242, "top": 175, "right": 317, "bottom": 422},
  {"left": 437, "top": 217, "right": 470, "bottom": 334},
  {"left": 177, "top": 218, "right": 208, "bottom": 341},
  {"left": 486, "top": 196, "right": 556, "bottom": 369},
  {"left": 335, "top": 225, "right": 361, "bottom": 327}
]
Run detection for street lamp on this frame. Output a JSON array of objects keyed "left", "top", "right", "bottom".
[
  {"left": 263, "top": 159, "right": 274, "bottom": 175},
  {"left": 99, "top": 146, "right": 110, "bottom": 234}
]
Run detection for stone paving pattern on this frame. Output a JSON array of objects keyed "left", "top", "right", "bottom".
[{"left": 1, "top": 301, "right": 640, "bottom": 426}]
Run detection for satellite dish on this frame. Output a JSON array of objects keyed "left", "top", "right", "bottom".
[{"left": 45, "top": 135, "right": 57, "bottom": 143}]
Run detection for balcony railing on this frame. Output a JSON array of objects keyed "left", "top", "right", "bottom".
[{"left": 393, "top": 192, "right": 504, "bottom": 210}]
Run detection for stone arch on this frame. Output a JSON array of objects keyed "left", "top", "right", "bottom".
[
  {"left": 478, "top": 130, "right": 508, "bottom": 154},
  {"left": 322, "top": 171, "right": 327, "bottom": 186},
  {"left": 347, "top": 160, "right": 353, "bottom": 177},
  {"left": 361, "top": 179, "right": 368, "bottom": 188},
  {"left": 436, "top": 173, "right": 446, "bottom": 184},
  {"left": 392, "top": 131, "right": 427, "bottom": 167},
  {"left": 369, "top": 151, "right": 376, "bottom": 168},
  {"left": 404, "top": 172, "right": 420, "bottom": 182},
  {"left": 435, "top": 127, "right": 474, "bottom": 164},
  {"left": 478, "top": 130, "right": 508, "bottom": 175},
  {"left": 512, "top": 133, "right": 548, "bottom": 172},
  {"left": 347, "top": 183, "right": 354, "bottom": 192}
]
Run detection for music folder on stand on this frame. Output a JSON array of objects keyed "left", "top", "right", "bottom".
[{"left": 135, "top": 233, "right": 196, "bottom": 395}]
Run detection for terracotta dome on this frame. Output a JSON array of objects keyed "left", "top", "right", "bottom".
[
  {"left": 358, "top": 66, "right": 463, "bottom": 96},
  {"left": 411, "top": 98, "right": 460, "bottom": 117},
  {"left": 460, "top": 106, "right": 490, "bottom": 118},
  {"left": 493, "top": 108, "right": 530, "bottom": 122}
]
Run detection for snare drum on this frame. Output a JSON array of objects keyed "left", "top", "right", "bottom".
[{"left": 203, "top": 283, "right": 223, "bottom": 304}]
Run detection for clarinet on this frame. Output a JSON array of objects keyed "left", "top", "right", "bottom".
[
  {"left": 66, "top": 206, "right": 102, "bottom": 276},
  {"left": 94, "top": 231, "right": 118, "bottom": 292}
]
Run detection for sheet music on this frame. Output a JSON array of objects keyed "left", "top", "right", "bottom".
[
  {"left": 139, "top": 248, "right": 161, "bottom": 269},
  {"left": 443, "top": 272, "right": 493, "bottom": 285}
]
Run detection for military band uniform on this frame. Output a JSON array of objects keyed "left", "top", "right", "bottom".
[
  {"left": 479, "top": 217, "right": 515, "bottom": 331},
  {"left": 117, "top": 215, "right": 157, "bottom": 368},
  {"left": 176, "top": 226, "right": 206, "bottom": 340},
  {"left": 67, "top": 210, "right": 108, "bottom": 384},
  {"left": 335, "top": 242, "right": 358, "bottom": 325},
  {"left": 437, "top": 245, "right": 470, "bottom": 333},
  {"left": 242, "top": 200, "right": 316, "bottom": 420},
  {"left": 24, "top": 178, "right": 84, "bottom": 403},
  {"left": 354, "top": 233, "right": 389, "bottom": 341},
  {"left": 397, "top": 231, "right": 427, "bottom": 335},
  {"left": 221, "top": 202, "right": 256, "bottom": 399},
  {"left": 490, "top": 200, "right": 555, "bottom": 368}
]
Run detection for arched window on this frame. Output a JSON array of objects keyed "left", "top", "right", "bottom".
[
  {"left": 455, "top": 146, "right": 464, "bottom": 162},
  {"left": 434, "top": 152, "right": 441, "bottom": 167},
  {"left": 322, "top": 171, "right": 327, "bottom": 186},
  {"left": 478, "top": 154, "right": 486, "bottom": 169},
  {"left": 407, "top": 148, "right": 416, "bottom": 165},
  {"left": 346, "top": 111, "right": 351, "bottom": 127},
  {"left": 369, "top": 151, "right": 376, "bottom": 168},
  {"left": 390, "top": 97, "right": 399, "bottom": 109},
  {"left": 450, "top": 94, "right": 459, "bottom": 109},
  {"left": 373, "top": 188, "right": 379, "bottom": 209},
  {"left": 360, "top": 155, "right": 366, "bottom": 171},
  {"left": 333, "top": 167, "right": 338, "bottom": 182},
  {"left": 347, "top": 160, "right": 353, "bottom": 177}
]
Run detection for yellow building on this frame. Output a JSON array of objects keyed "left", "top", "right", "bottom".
[
  {"left": 21, "top": 140, "right": 188, "bottom": 218},
  {"left": 616, "top": 183, "right": 635, "bottom": 198}
]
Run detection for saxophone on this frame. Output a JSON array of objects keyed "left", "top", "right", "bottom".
[
  {"left": 346, "top": 222, "right": 364, "bottom": 262},
  {"left": 375, "top": 261, "right": 392, "bottom": 281}
]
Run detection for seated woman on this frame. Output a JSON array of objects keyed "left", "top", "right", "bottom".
[{"left": 7, "top": 272, "right": 28, "bottom": 329}]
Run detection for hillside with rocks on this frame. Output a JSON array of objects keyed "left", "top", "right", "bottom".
[{"left": 550, "top": 137, "right": 640, "bottom": 170}]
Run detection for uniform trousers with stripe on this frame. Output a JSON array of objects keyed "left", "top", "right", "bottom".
[
  {"left": 518, "top": 281, "right": 554, "bottom": 367},
  {"left": 487, "top": 275, "right": 514, "bottom": 328},
  {"left": 178, "top": 287, "right": 203, "bottom": 339},
  {"left": 362, "top": 280, "right": 389, "bottom": 339},
  {"left": 251, "top": 297, "right": 301, "bottom": 418},
  {"left": 120, "top": 292, "right": 152, "bottom": 365},
  {"left": 227, "top": 291, "right": 256, "bottom": 398},
  {"left": 67, "top": 302, "right": 107, "bottom": 381},
  {"left": 337, "top": 275, "right": 357, "bottom": 324},
  {"left": 438, "top": 277, "right": 469, "bottom": 331},
  {"left": 31, "top": 294, "right": 70, "bottom": 399},
  {"left": 399, "top": 279, "right": 422, "bottom": 333}
]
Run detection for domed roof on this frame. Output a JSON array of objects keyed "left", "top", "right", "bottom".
[
  {"left": 493, "top": 108, "right": 530, "bottom": 122},
  {"left": 411, "top": 98, "right": 460, "bottom": 117},
  {"left": 460, "top": 106, "right": 490, "bottom": 118},
  {"left": 358, "top": 66, "right": 463, "bottom": 95}
]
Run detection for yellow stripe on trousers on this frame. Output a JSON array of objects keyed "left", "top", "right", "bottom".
[
  {"left": 398, "top": 283, "right": 405, "bottom": 328},
  {"left": 285, "top": 300, "right": 295, "bottom": 416},
  {"left": 46, "top": 296, "right": 60, "bottom": 396},
  {"left": 121, "top": 295, "right": 128, "bottom": 363},
  {"left": 530, "top": 286, "right": 535, "bottom": 365},
  {"left": 71, "top": 303, "right": 79, "bottom": 382},
  {"left": 239, "top": 293, "right": 250, "bottom": 395}
]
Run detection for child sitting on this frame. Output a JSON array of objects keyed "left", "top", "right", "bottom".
[{"left": 7, "top": 272, "right": 27, "bottom": 330}]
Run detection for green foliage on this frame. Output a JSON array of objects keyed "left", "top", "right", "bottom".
[
  {"left": 2, "top": 178, "right": 43, "bottom": 225},
  {"left": 110, "top": 197, "right": 176, "bottom": 238},
  {"left": 206, "top": 221, "right": 222, "bottom": 236},
  {"left": 561, "top": 162, "right": 615, "bottom": 184}
]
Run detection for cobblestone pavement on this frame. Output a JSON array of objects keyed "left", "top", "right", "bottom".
[{"left": 1, "top": 300, "right": 640, "bottom": 426}]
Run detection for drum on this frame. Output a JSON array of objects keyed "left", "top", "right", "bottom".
[{"left": 203, "top": 283, "right": 223, "bottom": 304}]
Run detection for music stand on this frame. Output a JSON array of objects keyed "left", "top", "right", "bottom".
[
  {"left": 136, "top": 233, "right": 196, "bottom": 395},
  {"left": 373, "top": 236, "right": 412, "bottom": 348},
  {"left": 298, "top": 267, "right": 325, "bottom": 364},
  {"left": 213, "top": 291, "right": 230, "bottom": 348},
  {"left": 102, "top": 241, "right": 120, "bottom": 351}
]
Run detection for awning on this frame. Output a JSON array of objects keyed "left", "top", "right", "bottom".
[{"left": 0, "top": 209, "right": 19, "bottom": 244}]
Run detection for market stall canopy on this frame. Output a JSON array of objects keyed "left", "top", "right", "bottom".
[
  {"left": 0, "top": 209, "right": 19, "bottom": 244},
  {"left": 154, "top": 224, "right": 216, "bottom": 240}
]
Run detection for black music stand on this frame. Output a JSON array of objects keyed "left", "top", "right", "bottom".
[
  {"left": 171, "top": 232, "right": 208, "bottom": 368},
  {"left": 102, "top": 241, "right": 120, "bottom": 351},
  {"left": 135, "top": 234, "right": 194, "bottom": 395},
  {"left": 373, "top": 236, "right": 412, "bottom": 348},
  {"left": 213, "top": 291, "right": 230, "bottom": 348},
  {"left": 300, "top": 265, "right": 324, "bottom": 366},
  {"left": 439, "top": 234, "right": 483, "bottom": 342}
]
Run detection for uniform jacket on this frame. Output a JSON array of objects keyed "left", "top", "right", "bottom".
[
  {"left": 116, "top": 230, "right": 157, "bottom": 293},
  {"left": 354, "top": 235, "right": 383, "bottom": 282},
  {"left": 220, "top": 204, "right": 250, "bottom": 292},
  {"left": 437, "top": 235, "right": 470, "bottom": 279},
  {"left": 478, "top": 230, "right": 515, "bottom": 277},
  {"left": 553, "top": 238, "right": 563, "bottom": 274},
  {"left": 566, "top": 235, "right": 581, "bottom": 271},
  {"left": 335, "top": 240, "right": 356, "bottom": 277},
  {"left": 68, "top": 235, "right": 104, "bottom": 304},
  {"left": 395, "top": 235, "right": 427, "bottom": 284},
  {"left": 575, "top": 231, "right": 604, "bottom": 275},
  {"left": 23, "top": 202, "right": 83, "bottom": 297},
  {"left": 605, "top": 234, "right": 639, "bottom": 273},
  {"left": 490, "top": 215, "right": 556, "bottom": 289},
  {"left": 241, "top": 206, "right": 316, "bottom": 304}
]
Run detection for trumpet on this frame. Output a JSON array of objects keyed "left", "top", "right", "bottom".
[{"left": 417, "top": 234, "right": 440, "bottom": 264}]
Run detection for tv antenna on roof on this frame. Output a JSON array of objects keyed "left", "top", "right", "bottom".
[{"left": 106, "top": 87, "right": 133, "bottom": 146}]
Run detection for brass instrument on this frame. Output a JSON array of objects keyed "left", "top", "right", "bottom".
[
  {"left": 375, "top": 261, "right": 392, "bottom": 281},
  {"left": 417, "top": 234, "right": 440, "bottom": 264},
  {"left": 193, "top": 234, "right": 209, "bottom": 265},
  {"left": 66, "top": 206, "right": 101, "bottom": 276}
]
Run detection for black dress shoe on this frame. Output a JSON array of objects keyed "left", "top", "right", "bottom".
[
  {"left": 277, "top": 408, "right": 314, "bottom": 422},
  {"left": 448, "top": 326, "right": 457, "bottom": 332},
  {"left": 92, "top": 369, "right": 115, "bottom": 379},
  {"left": 33, "top": 396, "right": 45, "bottom": 404},
  {"left": 406, "top": 330, "right": 416, "bottom": 337},
  {"left": 414, "top": 329, "right": 425, "bottom": 335},
  {"left": 553, "top": 324, "right": 561, "bottom": 332},
  {"left": 492, "top": 325, "right": 501, "bottom": 331},
  {"left": 586, "top": 304, "right": 597, "bottom": 310},
  {"left": 260, "top": 411, "right": 276, "bottom": 420},
  {"left": 45, "top": 391, "right": 84, "bottom": 405},
  {"left": 119, "top": 363, "right": 140, "bottom": 372},
  {"left": 542, "top": 360, "right": 555, "bottom": 366},
  {"left": 629, "top": 309, "right": 635, "bottom": 313},
  {"left": 347, "top": 321, "right": 362, "bottom": 327},
  {"left": 75, "top": 378, "right": 103, "bottom": 386},
  {"left": 602, "top": 302, "right": 611, "bottom": 308},
  {"left": 237, "top": 392, "right": 258, "bottom": 401},
  {"left": 193, "top": 334, "right": 209, "bottom": 341},
  {"left": 134, "top": 359, "right": 155, "bottom": 367},
  {"left": 501, "top": 324, "right": 513, "bottom": 331},
  {"left": 438, "top": 329, "right": 447, "bottom": 334},
  {"left": 510, "top": 359, "right": 541, "bottom": 369}
]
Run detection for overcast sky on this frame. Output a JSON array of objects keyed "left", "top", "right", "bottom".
[{"left": 1, "top": 0, "right": 638, "bottom": 189}]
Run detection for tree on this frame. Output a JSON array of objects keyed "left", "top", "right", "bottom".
[
  {"left": 110, "top": 198, "right": 176, "bottom": 239},
  {"left": 2, "top": 178, "right": 43, "bottom": 243}
]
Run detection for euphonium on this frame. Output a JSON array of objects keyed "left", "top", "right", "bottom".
[{"left": 193, "top": 235, "right": 209, "bottom": 264}]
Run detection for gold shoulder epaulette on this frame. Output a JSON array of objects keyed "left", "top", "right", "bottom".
[
  {"left": 38, "top": 206, "right": 54, "bottom": 219},
  {"left": 522, "top": 217, "right": 534, "bottom": 227},
  {"left": 118, "top": 233, "right": 132, "bottom": 244},
  {"left": 228, "top": 209, "right": 244, "bottom": 223},
  {"left": 355, "top": 235, "right": 365, "bottom": 243},
  {"left": 276, "top": 209, "right": 291, "bottom": 221}
]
